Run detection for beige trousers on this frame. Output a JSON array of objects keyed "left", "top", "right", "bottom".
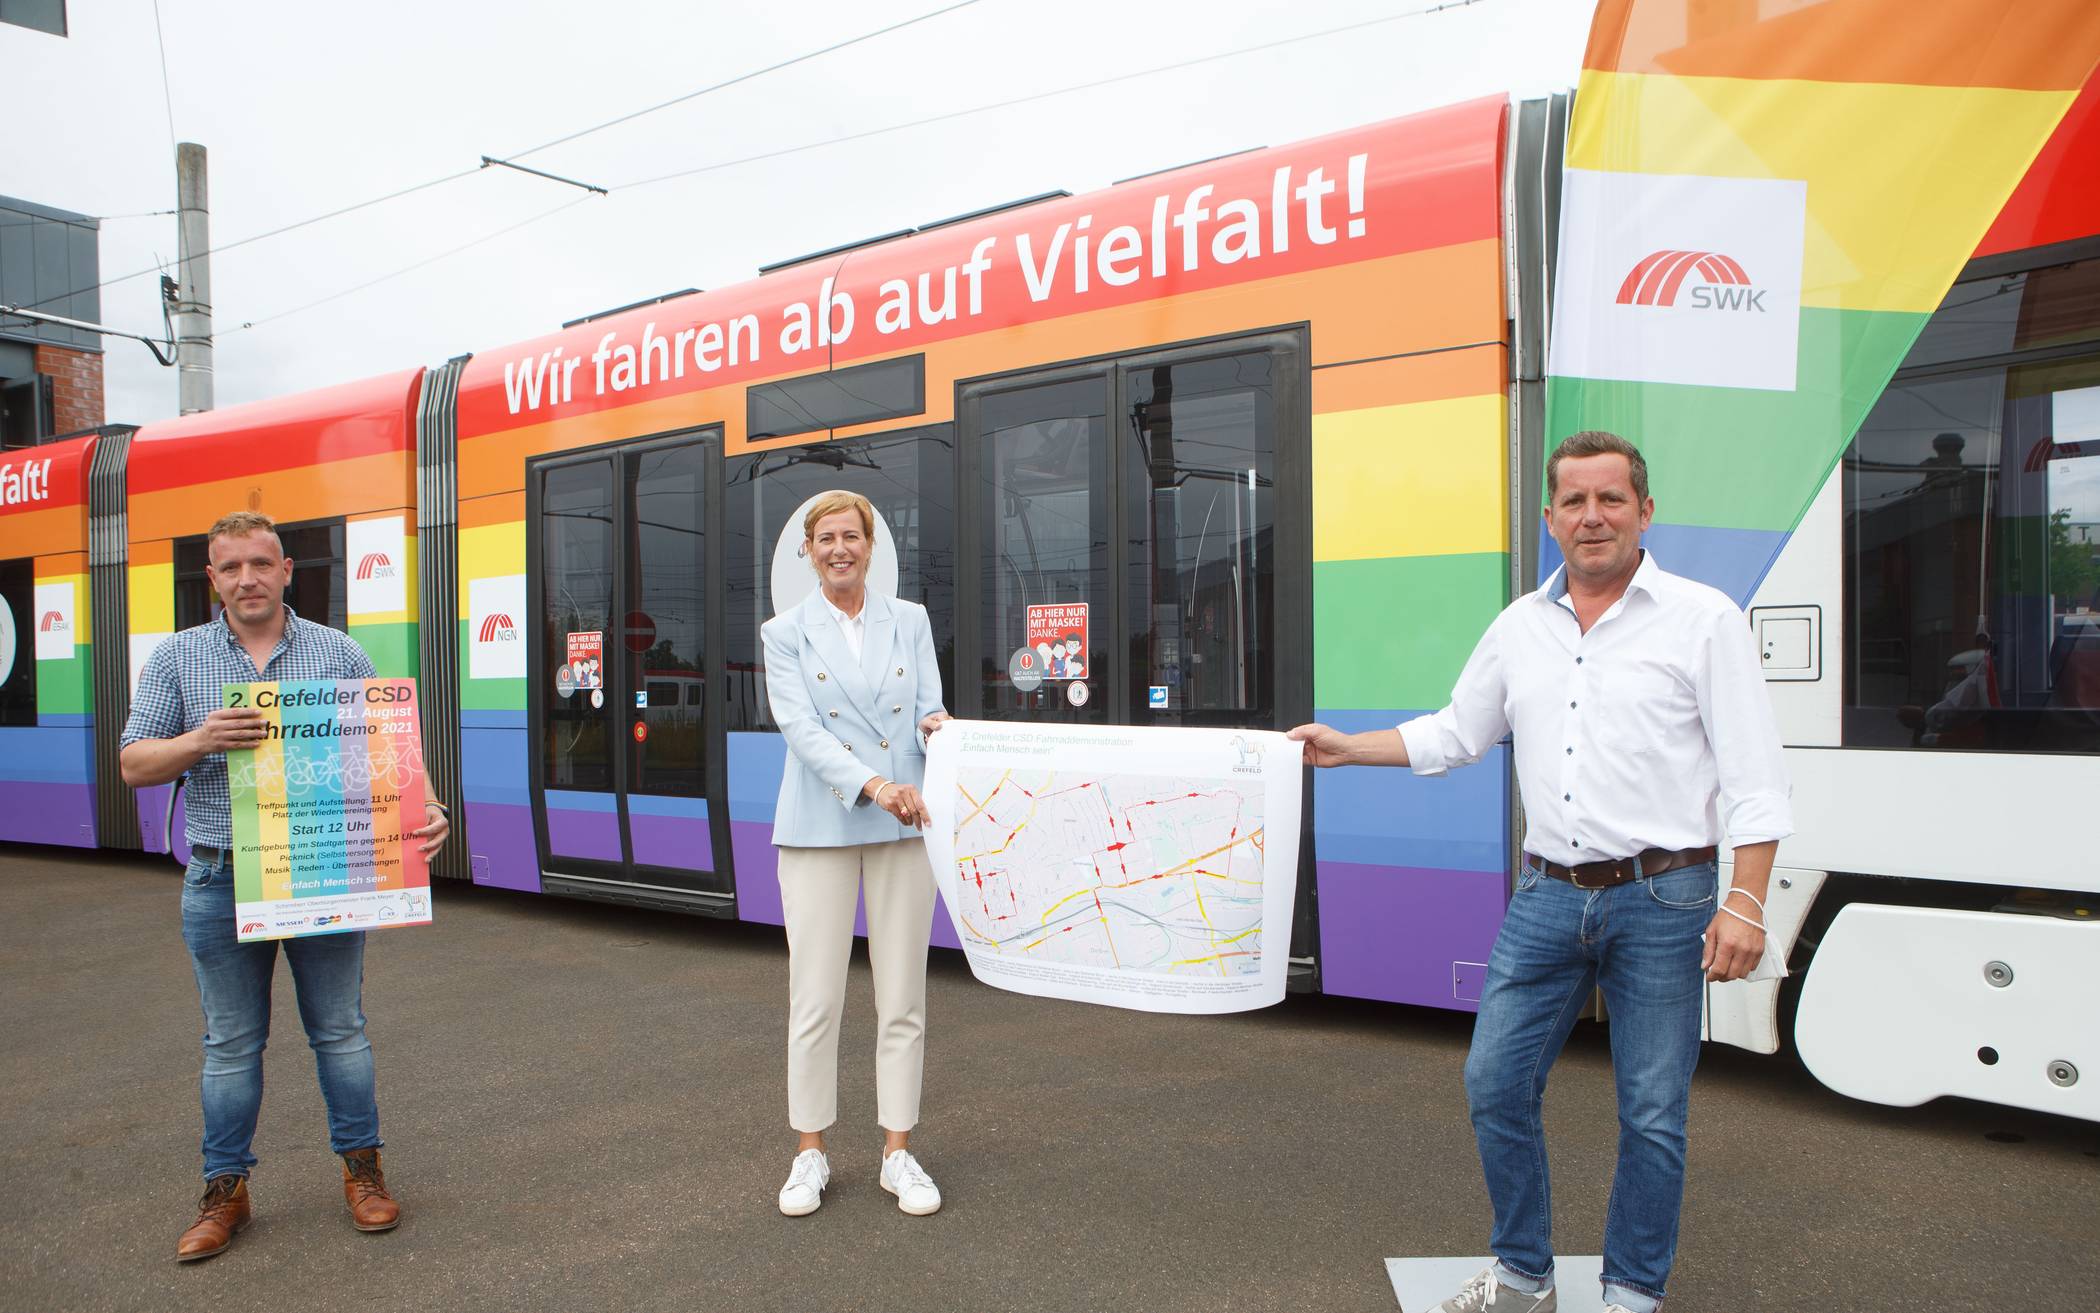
[{"left": 777, "top": 839, "right": 936, "bottom": 1134}]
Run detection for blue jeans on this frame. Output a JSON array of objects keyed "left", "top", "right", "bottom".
[
  {"left": 179, "top": 853, "right": 382, "bottom": 1180},
  {"left": 1464, "top": 859, "right": 1717, "bottom": 1313}
]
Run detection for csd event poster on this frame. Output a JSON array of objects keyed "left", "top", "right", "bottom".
[{"left": 223, "top": 679, "right": 432, "bottom": 942}]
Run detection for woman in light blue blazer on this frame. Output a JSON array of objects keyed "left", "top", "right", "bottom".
[{"left": 762, "top": 489, "right": 950, "bottom": 1219}]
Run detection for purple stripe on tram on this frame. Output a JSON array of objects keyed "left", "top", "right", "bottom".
[
  {"left": 0, "top": 780, "right": 97, "bottom": 847},
  {"left": 731, "top": 820, "right": 782, "bottom": 926},
  {"left": 629, "top": 810, "right": 713, "bottom": 872},
  {"left": 464, "top": 800, "right": 540, "bottom": 892},
  {"left": 728, "top": 818, "right": 958, "bottom": 949},
  {"left": 1315, "top": 859, "right": 1509, "bottom": 1011},
  {"left": 546, "top": 805, "right": 620, "bottom": 862}
]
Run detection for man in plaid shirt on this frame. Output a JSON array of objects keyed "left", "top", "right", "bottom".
[{"left": 121, "top": 511, "right": 450, "bottom": 1262}]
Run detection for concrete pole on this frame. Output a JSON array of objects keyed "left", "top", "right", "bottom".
[{"left": 174, "top": 142, "right": 214, "bottom": 414}]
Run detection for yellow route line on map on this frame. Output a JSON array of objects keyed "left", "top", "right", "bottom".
[
  {"left": 1168, "top": 949, "right": 1258, "bottom": 967},
  {"left": 956, "top": 769, "right": 1011, "bottom": 828},
  {"left": 1040, "top": 886, "right": 1095, "bottom": 924}
]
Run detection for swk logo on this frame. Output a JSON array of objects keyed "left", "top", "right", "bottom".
[
  {"left": 1617, "top": 250, "right": 1766, "bottom": 312},
  {"left": 355, "top": 552, "right": 398, "bottom": 580},
  {"left": 478, "top": 613, "right": 518, "bottom": 643},
  {"left": 38, "top": 610, "right": 68, "bottom": 632}
]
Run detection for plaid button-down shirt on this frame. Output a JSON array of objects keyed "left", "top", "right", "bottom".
[{"left": 121, "top": 605, "right": 376, "bottom": 847}]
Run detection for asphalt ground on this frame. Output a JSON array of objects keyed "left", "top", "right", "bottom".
[{"left": 2, "top": 848, "right": 2095, "bottom": 1313}]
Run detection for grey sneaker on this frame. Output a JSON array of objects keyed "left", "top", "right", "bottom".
[{"left": 1433, "top": 1266, "right": 1557, "bottom": 1313}]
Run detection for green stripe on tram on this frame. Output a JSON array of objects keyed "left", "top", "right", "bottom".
[{"left": 1314, "top": 552, "right": 1508, "bottom": 711}]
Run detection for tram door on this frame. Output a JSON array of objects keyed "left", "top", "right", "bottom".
[
  {"left": 956, "top": 334, "right": 1311, "bottom": 729},
  {"left": 528, "top": 430, "right": 732, "bottom": 909},
  {"left": 956, "top": 334, "right": 1316, "bottom": 969}
]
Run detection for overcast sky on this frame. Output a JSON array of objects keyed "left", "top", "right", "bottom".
[{"left": 3, "top": 0, "right": 1593, "bottom": 425}]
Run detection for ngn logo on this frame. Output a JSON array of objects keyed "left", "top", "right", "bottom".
[
  {"left": 478, "top": 613, "right": 518, "bottom": 643},
  {"left": 355, "top": 552, "right": 398, "bottom": 580},
  {"left": 1616, "top": 250, "right": 1765, "bottom": 313}
]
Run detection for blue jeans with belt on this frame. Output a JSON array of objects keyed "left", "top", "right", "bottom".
[
  {"left": 180, "top": 851, "right": 382, "bottom": 1180},
  {"left": 1464, "top": 859, "right": 1717, "bottom": 1313}
]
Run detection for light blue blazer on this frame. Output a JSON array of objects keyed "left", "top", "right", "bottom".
[{"left": 762, "top": 588, "right": 947, "bottom": 848}]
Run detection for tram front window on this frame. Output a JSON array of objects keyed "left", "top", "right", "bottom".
[
  {"left": 1125, "top": 353, "right": 1276, "bottom": 723},
  {"left": 1844, "top": 289, "right": 2100, "bottom": 754}
]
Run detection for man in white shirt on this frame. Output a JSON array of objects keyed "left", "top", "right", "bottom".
[{"left": 1290, "top": 431, "right": 1790, "bottom": 1313}]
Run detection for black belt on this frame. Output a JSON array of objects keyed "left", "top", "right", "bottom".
[
  {"left": 190, "top": 844, "right": 233, "bottom": 868},
  {"left": 1525, "top": 845, "right": 1718, "bottom": 890}
]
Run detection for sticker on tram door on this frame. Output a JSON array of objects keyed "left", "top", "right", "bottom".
[
  {"left": 566, "top": 631, "right": 604, "bottom": 690},
  {"left": 1008, "top": 647, "right": 1044, "bottom": 694},
  {"left": 1025, "top": 604, "right": 1088, "bottom": 680},
  {"left": 1067, "top": 681, "right": 1089, "bottom": 707},
  {"left": 633, "top": 720, "right": 648, "bottom": 743}
]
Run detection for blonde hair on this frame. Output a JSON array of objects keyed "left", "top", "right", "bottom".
[
  {"left": 206, "top": 510, "right": 283, "bottom": 551},
  {"left": 802, "top": 490, "right": 875, "bottom": 542}
]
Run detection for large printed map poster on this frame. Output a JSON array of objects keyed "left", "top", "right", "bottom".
[{"left": 923, "top": 722, "right": 1303, "bottom": 1013}]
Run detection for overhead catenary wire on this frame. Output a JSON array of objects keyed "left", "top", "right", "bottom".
[
  {"left": 90, "top": 0, "right": 1489, "bottom": 342},
  {"left": 16, "top": 0, "right": 993, "bottom": 317},
  {"left": 218, "top": 194, "right": 596, "bottom": 335},
  {"left": 151, "top": 0, "right": 179, "bottom": 159},
  {"left": 495, "top": 0, "right": 989, "bottom": 163},
  {"left": 617, "top": 0, "right": 1488, "bottom": 190}
]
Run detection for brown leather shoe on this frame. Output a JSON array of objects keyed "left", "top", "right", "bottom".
[
  {"left": 341, "top": 1147, "right": 401, "bottom": 1232},
  {"left": 176, "top": 1174, "right": 251, "bottom": 1262}
]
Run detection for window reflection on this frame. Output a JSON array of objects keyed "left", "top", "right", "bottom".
[
  {"left": 541, "top": 461, "right": 614, "bottom": 789},
  {"left": 628, "top": 443, "right": 705, "bottom": 796},
  {"left": 979, "top": 379, "right": 1109, "bottom": 722},
  {"left": 1845, "top": 284, "right": 2100, "bottom": 755},
  {"left": 1125, "top": 353, "right": 1275, "bottom": 723}
]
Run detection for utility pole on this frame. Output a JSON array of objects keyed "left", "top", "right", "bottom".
[{"left": 173, "top": 142, "right": 213, "bottom": 414}]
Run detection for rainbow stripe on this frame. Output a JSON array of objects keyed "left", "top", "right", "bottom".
[
  {"left": 1548, "top": 0, "right": 2100, "bottom": 602},
  {"left": 124, "top": 373, "right": 424, "bottom": 855},
  {"left": 227, "top": 679, "right": 428, "bottom": 939},
  {"left": 450, "top": 98, "right": 1518, "bottom": 1003},
  {"left": 0, "top": 437, "right": 98, "bottom": 847}
]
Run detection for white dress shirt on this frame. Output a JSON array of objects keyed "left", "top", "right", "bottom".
[
  {"left": 1398, "top": 552, "right": 1792, "bottom": 866},
  {"left": 823, "top": 594, "right": 867, "bottom": 661}
]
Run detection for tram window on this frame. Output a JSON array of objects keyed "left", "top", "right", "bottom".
[
  {"left": 724, "top": 424, "right": 955, "bottom": 732},
  {"left": 747, "top": 355, "right": 926, "bottom": 442},
  {"left": 978, "top": 377, "right": 1112, "bottom": 721},
  {"left": 0, "top": 557, "right": 34, "bottom": 726},
  {"left": 1123, "top": 352, "right": 1277, "bottom": 722},
  {"left": 174, "top": 520, "right": 346, "bottom": 632},
  {"left": 628, "top": 441, "right": 705, "bottom": 796},
  {"left": 541, "top": 460, "right": 615, "bottom": 789},
  {"left": 1844, "top": 254, "right": 2100, "bottom": 754}
]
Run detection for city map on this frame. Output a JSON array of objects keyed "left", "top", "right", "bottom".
[
  {"left": 951, "top": 768, "right": 1266, "bottom": 977},
  {"left": 924, "top": 722, "right": 1302, "bottom": 1013}
]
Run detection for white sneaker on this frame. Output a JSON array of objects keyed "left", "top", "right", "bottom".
[
  {"left": 1433, "top": 1265, "right": 1556, "bottom": 1313},
  {"left": 777, "top": 1148, "right": 830, "bottom": 1216},
  {"left": 878, "top": 1148, "right": 942, "bottom": 1215}
]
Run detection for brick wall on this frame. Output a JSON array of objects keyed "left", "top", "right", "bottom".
[{"left": 33, "top": 344, "right": 104, "bottom": 435}]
